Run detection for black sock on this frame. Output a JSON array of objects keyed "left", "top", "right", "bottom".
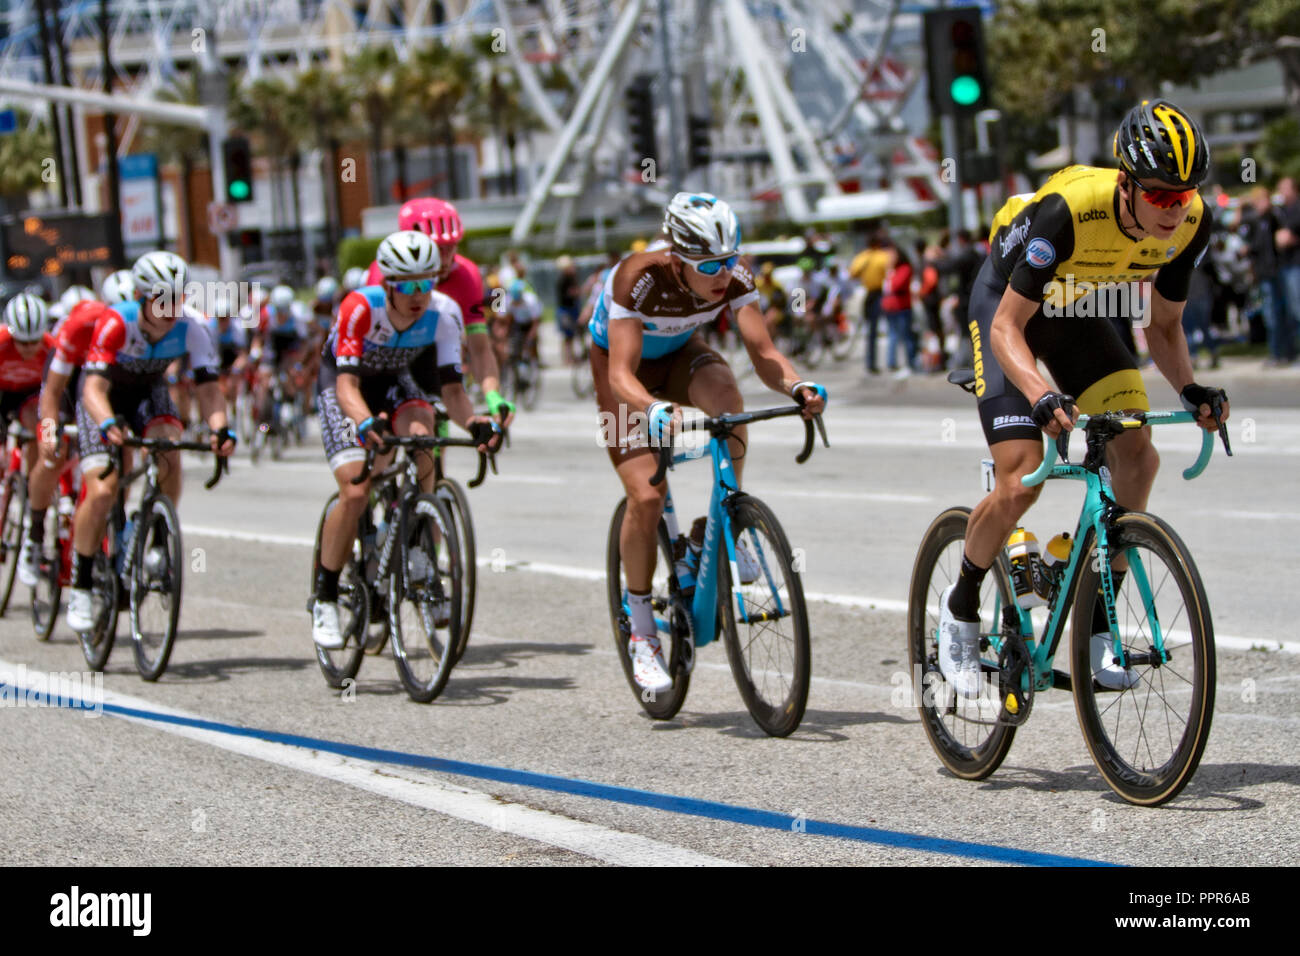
[
  {"left": 28, "top": 508, "right": 46, "bottom": 544},
  {"left": 316, "top": 566, "right": 340, "bottom": 604},
  {"left": 949, "top": 555, "right": 988, "bottom": 622},
  {"left": 1091, "top": 569, "right": 1127, "bottom": 633},
  {"left": 73, "top": 552, "right": 94, "bottom": 591}
]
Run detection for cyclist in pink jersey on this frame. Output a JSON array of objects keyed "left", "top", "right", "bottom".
[{"left": 365, "top": 197, "right": 512, "bottom": 425}]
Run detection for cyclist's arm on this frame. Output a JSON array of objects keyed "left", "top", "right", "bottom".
[
  {"left": 81, "top": 372, "right": 114, "bottom": 426},
  {"left": 335, "top": 371, "right": 371, "bottom": 425},
  {"left": 988, "top": 286, "right": 1058, "bottom": 407},
  {"left": 735, "top": 301, "right": 804, "bottom": 394},
  {"left": 1145, "top": 287, "right": 1196, "bottom": 397},
  {"left": 607, "top": 318, "right": 656, "bottom": 412},
  {"left": 465, "top": 331, "right": 501, "bottom": 396}
]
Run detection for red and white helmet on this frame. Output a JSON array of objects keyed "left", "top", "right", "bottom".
[{"left": 398, "top": 197, "right": 463, "bottom": 246}]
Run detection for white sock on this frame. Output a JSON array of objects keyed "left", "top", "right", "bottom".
[{"left": 628, "top": 590, "right": 656, "bottom": 641}]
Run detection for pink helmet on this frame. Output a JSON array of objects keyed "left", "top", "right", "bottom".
[{"left": 399, "top": 197, "right": 463, "bottom": 246}]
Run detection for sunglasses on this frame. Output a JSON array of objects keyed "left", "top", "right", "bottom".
[
  {"left": 388, "top": 278, "right": 435, "bottom": 295},
  {"left": 1131, "top": 179, "right": 1197, "bottom": 210},
  {"left": 677, "top": 253, "right": 739, "bottom": 276}
]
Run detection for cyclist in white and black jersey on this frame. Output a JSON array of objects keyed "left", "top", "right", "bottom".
[{"left": 588, "top": 192, "right": 827, "bottom": 693}]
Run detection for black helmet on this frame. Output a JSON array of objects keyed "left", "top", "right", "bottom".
[{"left": 1113, "top": 99, "right": 1209, "bottom": 188}]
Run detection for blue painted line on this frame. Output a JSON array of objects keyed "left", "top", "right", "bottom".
[{"left": 4, "top": 680, "right": 1117, "bottom": 867}]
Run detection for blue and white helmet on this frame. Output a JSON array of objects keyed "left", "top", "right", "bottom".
[
  {"left": 101, "top": 269, "right": 135, "bottom": 304},
  {"left": 663, "top": 192, "right": 741, "bottom": 259},
  {"left": 270, "top": 284, "right": 295, "bottom": 310},
  {"left": 4, "top": 293, "right": 50, "bottom": 342}
]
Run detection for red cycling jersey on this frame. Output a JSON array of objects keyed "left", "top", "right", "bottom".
[
  {"left": 366, "top": 254, "right": 485, "bottom": 330},
  {"left": 51, "top": 299, "right": 106, "bottom": 374},
  {"left": 0, "top": 327, "right": 55, "bottom": 392}
]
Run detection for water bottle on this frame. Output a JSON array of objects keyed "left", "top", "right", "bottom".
[
  {"left": 1007, "top": 528, "right": 1047, "bottom": 609},
  {"left": 1041, "top": 532, "right": 1072, "bottom": 593}
]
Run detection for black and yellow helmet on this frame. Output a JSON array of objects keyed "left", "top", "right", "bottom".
[{"left": 1113, "top": 99, "right": 1209, "bottom": 188}]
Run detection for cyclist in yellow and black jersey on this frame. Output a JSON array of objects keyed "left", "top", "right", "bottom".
[{"left": 938, "top": 99, "right": 1231, "bottom": 700}]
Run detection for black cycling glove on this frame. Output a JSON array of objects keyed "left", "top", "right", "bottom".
[
  {"left": 1030, "top": 391, "right": 1075, "bottom": 430},
  {"left": 1180, "top": 384, "right": 1227, "bottom": 416}
]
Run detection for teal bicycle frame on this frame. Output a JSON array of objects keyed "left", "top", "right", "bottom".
[{"left": 986, "top": 410, "right": 1215, "bottom": 692}]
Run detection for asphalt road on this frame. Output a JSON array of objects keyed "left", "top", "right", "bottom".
[{"left": 1, "top": 340, "right": 1296, "bottom": 867}]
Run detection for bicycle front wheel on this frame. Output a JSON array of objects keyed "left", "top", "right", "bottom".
[
  {"left": 521, "top": 360, "right": 542, "bottom": 410},
  {"left": 605, "top": 497, "right": 691, "bottom": 720},
  {"left": 130, "top": 495, "right": 183, "bottom": 680},
  {"left": 0, "top": 471, "right": 26, "bottom": 615},
  {"left": 31, "top": 508, "right": 63, "bottom": 640},
  {"left": 1071, "top": 512, "right": 1216, "bottom": 806},
  {"left": 908, "top": 507, "right": 1018, "bottom": 779},
  {"left": 830, "top": 318, "right": 856, "bottom": 361},
  {"left": 437, "top": 478, "right": 476, "bottom": 664},
  {"left": 311, "top": 493, "right": 370, "bottom": 689},
  {"left": 717, "top": 495, "right": 810, "bottom": 737},
  {"left": 389, "top": 493, "right": 461, "bottom": 702},
  {"left": 80, "top": 513, "right": 122, "bottom": 671}
]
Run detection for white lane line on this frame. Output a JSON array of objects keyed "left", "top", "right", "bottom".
[
  {"left": 1220, "top": 510, "right": 1300, "bottom": 521},
  {"left": 183, "top": 527, "right": 1299, "bottom": 653},
  {"left": 0, "top": 660, "right": 739, "bottom": 868}
]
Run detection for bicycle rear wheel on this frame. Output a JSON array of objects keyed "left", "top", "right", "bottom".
[
  {"left": 571, "top": 357, "right": 594, "bottom": 400},
  {"left": 80, "top": 512, "right": 122, "bottom": 672},
  {"left": 437, "top": 478, "right": 476, "bottom": 663},
  {"left": 605, "top": 497, "right": 691, "bottom": 720},
  {"left": 389, "top": 493, "right": 461, "bottom": 702},
  {"left": 908, "top": 507, "right": 1018, "bottom": 779},
  {"left": 717, "top": 495, "right": 810, "bottom": 737},
  {"left": 1071, "top": 512, "right": 1216, "bottom": 806},
  {"left": 311, "top": 493, "right": 369, "bottom": 689},
  {"left": 30, "top": 508, "right": 63, "bottom": 640},
  {"left": 0, "top": 471, "right": 26, "bottom": 615},
  {"left": 130, "top": 495, "right": 183, "bottom": 680},
  {"left": 520, "top": 359, "right": 542, "bottom": 410}
]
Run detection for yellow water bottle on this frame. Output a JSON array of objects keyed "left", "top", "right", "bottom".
[{"left": 1007, "top": 528, "right": 1047, "bottom": 609}]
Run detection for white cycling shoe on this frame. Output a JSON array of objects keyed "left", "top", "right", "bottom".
[
  {"left": 312, "top": 600, "right": 344, "bottom": 649},
  {"left": 937, "top": 584, "right": 982, "bottom": 700},
  {"left": 629, "top": 634, "right": 673, "bottom": 695},
  {"left": 734, "top": 537, "right": 762, "bottom": 585},
  {"left": 66, "top": 588, "right": 95, "bottom": 632},
  {"left": 17, "top": 538, "right": 40, "bottom": 588},
  {"left": 1091, "top": 632, "right": 1140, "bottom": 690}
]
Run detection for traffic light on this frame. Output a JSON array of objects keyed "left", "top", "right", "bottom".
[
  {"left": 625, "top": 74, "right": 658, "bottom": 167},
  {"left": 923, "top": 7, "right": 991, "bottom": 116},
  {"left": 687, "top": 114, "right": 712, "bottom": 169},
  {"left": 221, "top": 136, "right": 254, "bottom": 203}
]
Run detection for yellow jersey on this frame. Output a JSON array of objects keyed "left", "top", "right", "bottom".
[{"left": 987, "top": 165, "right": 1211, "bottom": 312}]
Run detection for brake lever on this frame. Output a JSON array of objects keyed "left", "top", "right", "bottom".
[
  {"left": 814, "top": 412, "right": 829, "bottom": 448},
  {"left": 1056, "top": 429, "right": 1071, "bottom": 465},
  {"left": 1212, "top": 399, "right": 1232, "bottom": 457}
]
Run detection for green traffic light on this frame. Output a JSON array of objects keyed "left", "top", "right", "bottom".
[
  {"left": 951, "top": 75, "right": 982, "bottom": 106},
  {"left": 229, "top": 180, "right": 250, "bottom": 201}
]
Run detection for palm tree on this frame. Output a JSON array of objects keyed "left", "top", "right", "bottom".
[
  {"left": 469, "top": 35, "right": 544, "bottom": 198},
  {"left": 138, "top": 72, "right": 214, "bottom": 260},
  {"left": 288, "top": 66, "right": 355, "bottom": 250},
  {"left": 0, "top": 114, "right": 53, "bottom": 214},
  {"left": 342, "top": 44, "right": 401, "bottom": 207},
  {"left": 406, "top": 41, "right": 479, "bottom": 200}
]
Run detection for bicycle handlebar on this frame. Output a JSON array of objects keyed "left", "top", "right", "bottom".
[
  {"left": 649, "top": 404, "right": 828, "bottom": 487},
  {"left": 97, "top": 435, "right": 229, "bottom": 489},
  {"left": 1021, "top": 410, "right": 1217, "bottom": 487},
  {"left": 350, "top": 433, "right": 495, "bottom": 488}
]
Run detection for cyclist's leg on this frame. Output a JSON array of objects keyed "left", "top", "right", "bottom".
[
  {"left": 70, "top": 387, "right": 126, "bottom": 564},
  {"left": 393, "top": 396, "right": 438, "bottom": 494},
  {"left": 141, "top": 382, "right": 184, "bottom": 503},
  {"left": 678, "top": 340, "right": 747, "bottom": 483},
  {"left": 317, "top": 381, "right": 373, "bottom": 576}
]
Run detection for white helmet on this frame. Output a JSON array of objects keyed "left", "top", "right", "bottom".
[
  {"left": 315, "top": 276, "right": 339, "bottom": 302},
  {"left": 60, "top": 285, "right": 95, "bottom": 310},
  {"left": 376, "top": 230, "right": 440, "bottom": 280},
  {"left": 101, "top": 269, "right": 135, "bottom": 304},
  {"left": 132, "top": 250, "right": 188, "bottom": 300},
  {"left": 4, "top": 293, "right": 50, "bottom": 342},
  {"left": 270, "top": 284, "right": 295, "bottom": 310},
  {"left": 342, "top": 267, "right": 367, "bottom": 291},
  {"left": 662, "top": 192, "right": 741, "bottom": 259}
]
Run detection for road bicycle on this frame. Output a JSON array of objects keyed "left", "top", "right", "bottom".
[
  {"left": 908, "top": 369, "right": 1230, "bottom": 805},
  {"left": 0, "top": 423, "right": 34, "bottom": 616},
  {"left": 605, "top": 403, "right": 828, "bottom": 737},
  {"left": 431, "top": 400, "right": 484, "bottom": 664},
  {"left": 250, "top": 367, "right": 304, "bottom": 462},
  {"left": 308, "top": 432, "right": 492, "bottom": 702},
  {"left": 30, "top": 424, "right": 80, "bottom": 641},
  {"left": 570, "top": 327, "right": 594, "bottom": 400},
  {"left": 504, "top": 334, "right": 542, "bottom": 411},
  {"left": 78, "top": 436, "right": 228, "bottom": 680}
]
